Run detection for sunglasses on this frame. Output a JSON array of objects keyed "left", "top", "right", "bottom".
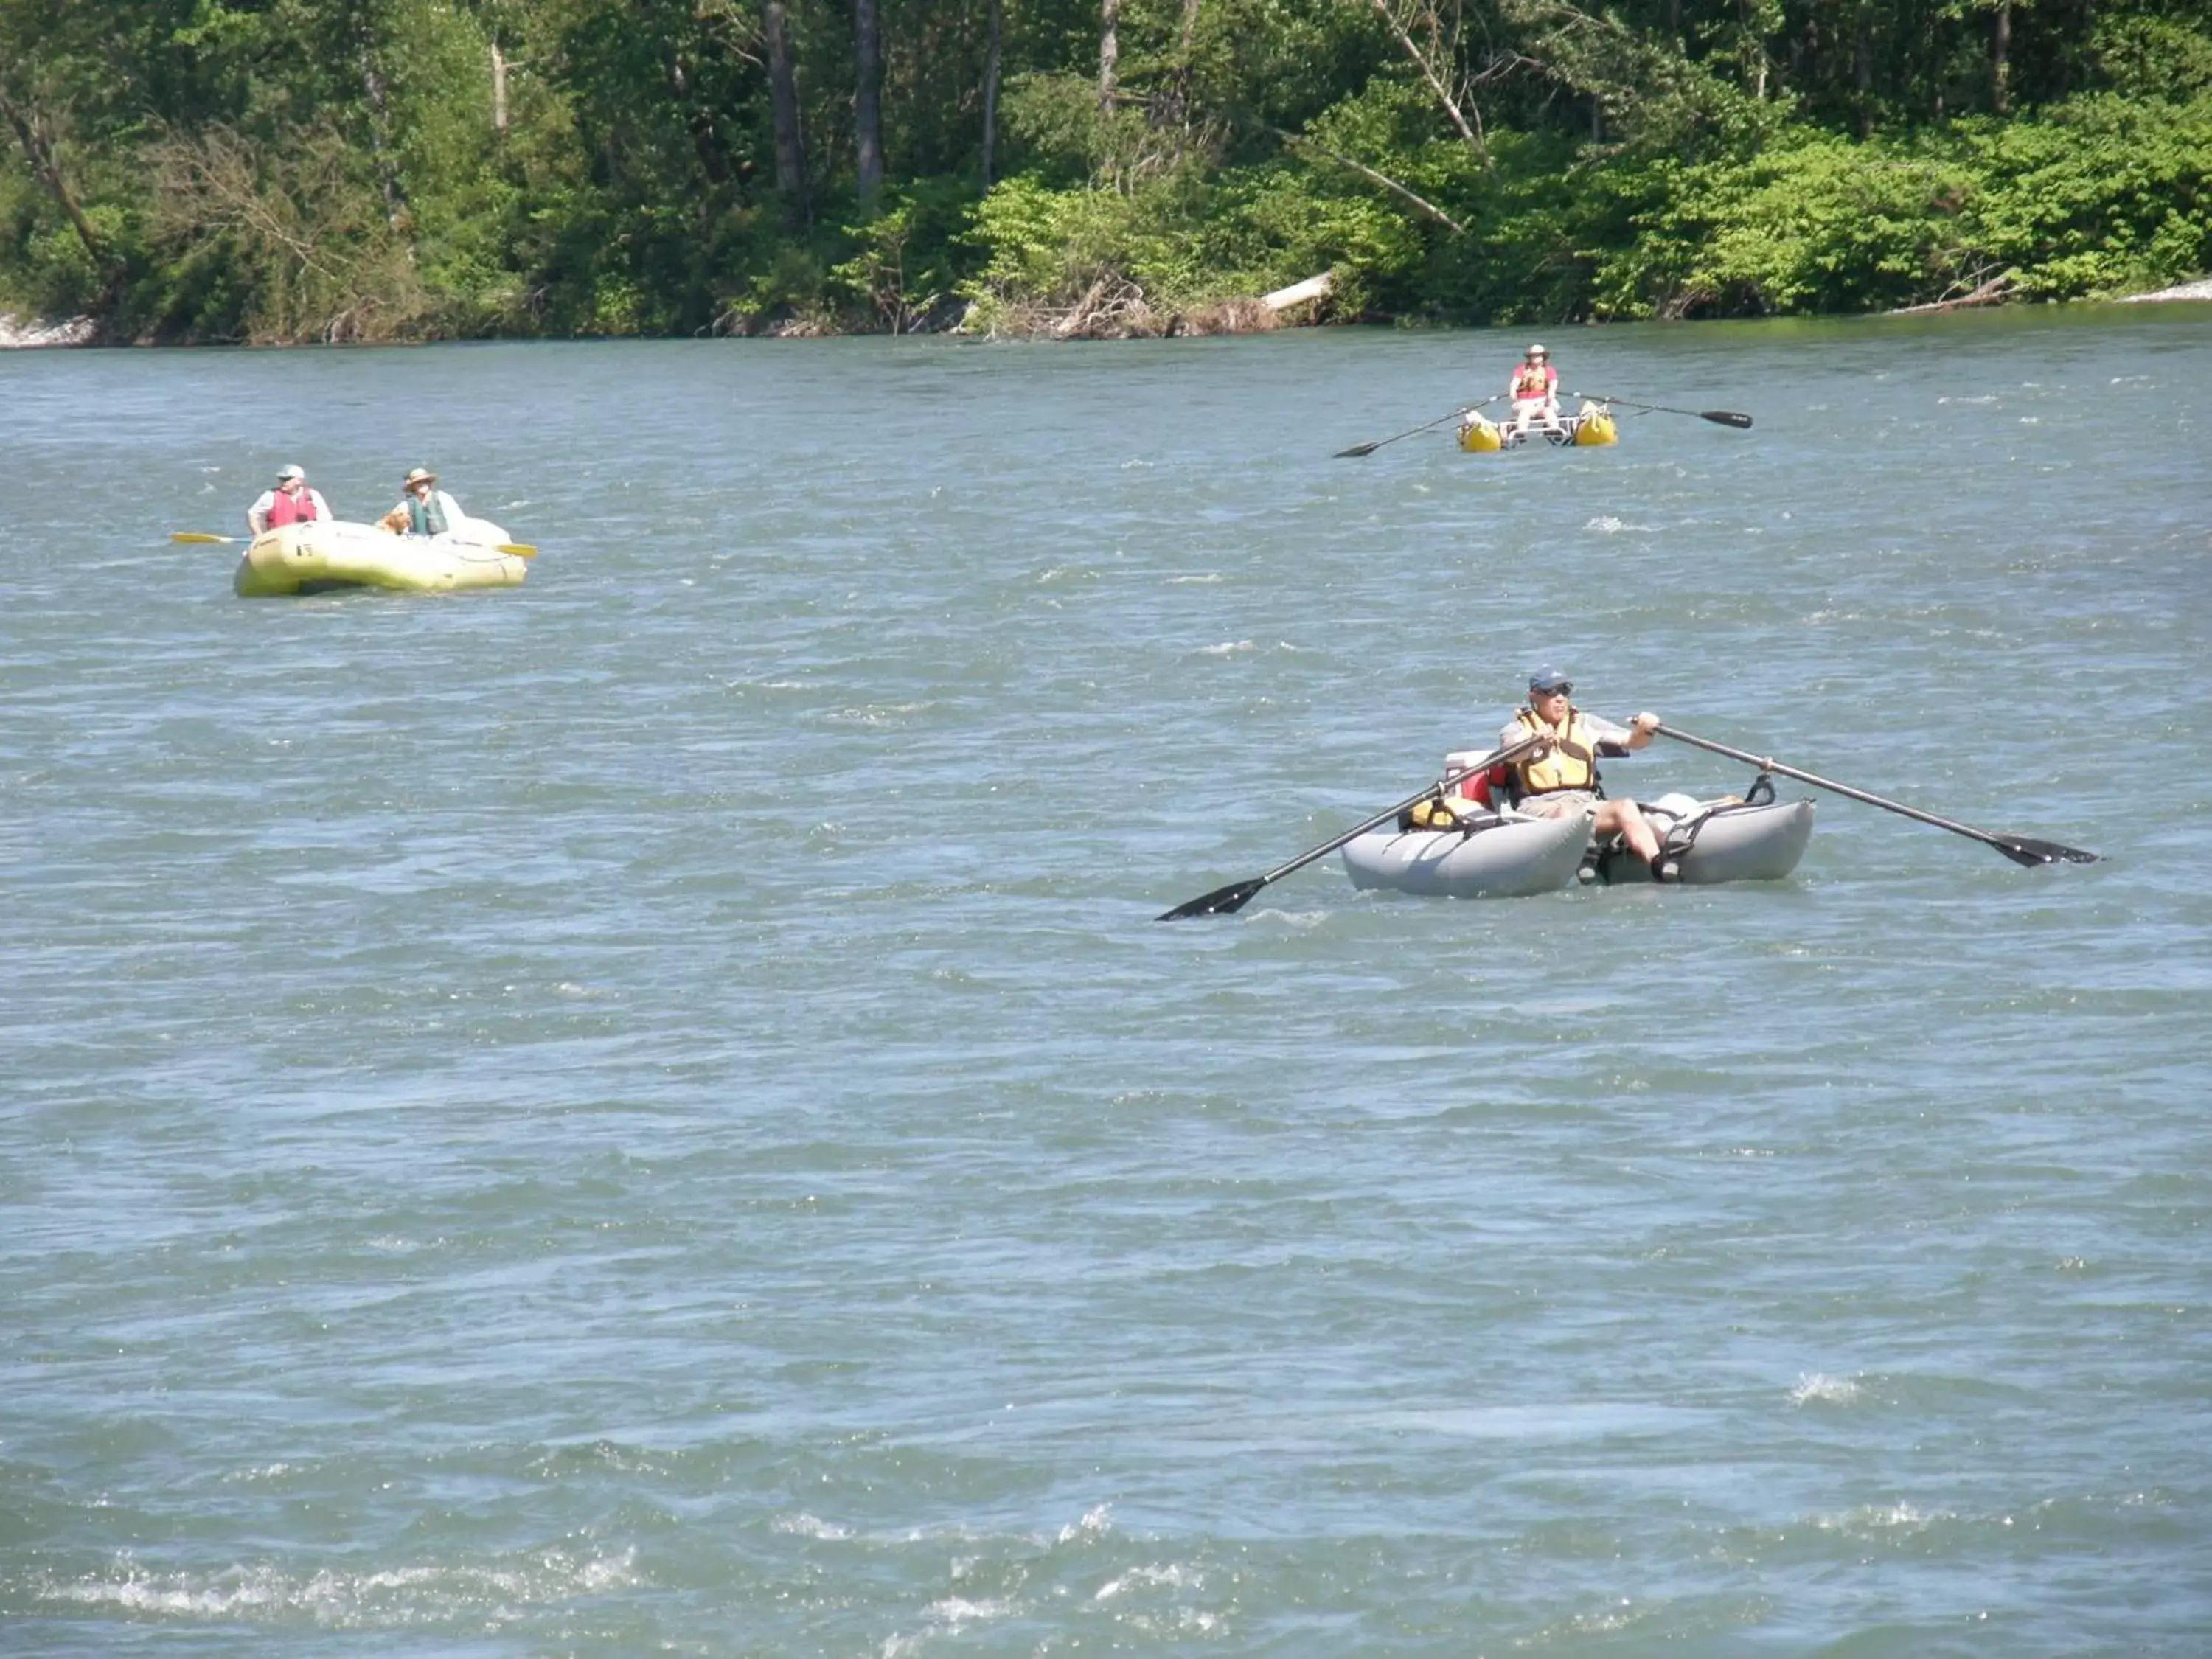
[{"left": 1532, "top": 683, "right": 1571, "bottom": 697}]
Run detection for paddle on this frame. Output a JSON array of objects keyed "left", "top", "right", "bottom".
[
  {"left": 1655, "top": 723, "right": 2098, "bottom": 867},
  {"left": 1157, "top": 736, "right": 1543, "bottom": 919},
  {"left": 1335, "top": 397, "right": 1498, "bottom": 458},
  {"left": 171, "top": 529, "right": 538, "bottom": 557},
  {"left": 1565, "top": 394, "right": 1753, "bottom": 430}
]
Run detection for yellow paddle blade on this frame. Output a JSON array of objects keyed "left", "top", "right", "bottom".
[
  {"left": 170, "top": 531, "right": 240, "bottom": 544},
  {"left": 495, "top": 543, "right": 538, "bottom": 557}
]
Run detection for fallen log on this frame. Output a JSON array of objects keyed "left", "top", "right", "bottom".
[
  {"left": 1889, "top": 274, "right": 2014, "bottom": 316},
  {"left": 1259, "top": 272, "right": 1332, "bottom": 313}
]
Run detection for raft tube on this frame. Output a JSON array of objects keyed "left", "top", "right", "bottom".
[
  {"left": 1458, "top": 400, "right": 1616, "bottom": 453},
  {"left": 1582, "top": 796, "right": 1816, "bottom": 885},
  {"left": 1571, "top": 404, "right": 1618, "bottom": 446},
  {"left": 1340, "top": 806, "right": 1596, "bottom": 900},
  {"left": 234, "top": 518, "right": 528, "bottom": 597}
]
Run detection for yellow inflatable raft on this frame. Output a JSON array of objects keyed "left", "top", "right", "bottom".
[
  {"left": 1459, "top": 399, "right": 1618, "bottom": 453},
  {"left": 234, "top": 519, "right": 529, "bottom": 597}
]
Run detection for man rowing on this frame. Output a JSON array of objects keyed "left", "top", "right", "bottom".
[
  {"left": 1504, "top": 343, "right": 1561, "bottom": 437},
  {"left": 1495, "top": 667, "right": 1674, "bottom": 879},
  {"left": 245, "top": 464, "right": 330, "bottom": 535}
]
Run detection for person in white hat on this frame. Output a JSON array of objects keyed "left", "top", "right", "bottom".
[
  {"left": 245, "top": 464, "right": 332, "bottom": 535},
  {"left": 1505, "top": 342, "right": 1561, "bottom": 437},
  {"left": 383, "top": 466, "right": 469, "bottom": 538}
]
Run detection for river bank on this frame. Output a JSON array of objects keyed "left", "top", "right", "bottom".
[
  {"left": 2118, "top": 276, "right": 2212, "bottom": 302},
  {"left": 6, "top": 274, "right": 2206, "bottom": 349},
  {"left": 0, "top": 311, "right": 95, "bottom": 348}
]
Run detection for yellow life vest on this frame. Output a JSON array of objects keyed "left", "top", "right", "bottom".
[
  {"left": 1512, "top": 706, "right": 1602, "bottom": 796},
  {"left": 1402, "top": 793, "right": 1481, "bottom": 831}
]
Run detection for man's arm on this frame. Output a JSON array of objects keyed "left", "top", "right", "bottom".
[{"left": 1592, "top": 712, "right": 1660, "bottom": 755}]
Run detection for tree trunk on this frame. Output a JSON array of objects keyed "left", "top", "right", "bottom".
[
  {"left": 981, "top": 0, "right": 1003, "bottom": 186},
  {"left": 1366, "top": 0, "right": 1484, "bottom": 156},
  {"left": 1746, "top": 0, "right": 1770, "bottom": 98},
  {"left": 854, "top": 0, "right": 883, "bottom": 210},
  {"left": 1267, "top": 123, "right": 1467, "bottom": 232},
  {"left": 765, "top": 0, "right": 807, "bottom": 214},
  {"left": 491, "top": 41, "right": 507, "bottom": 134},
  {"left": 0, "top": 79, "right": 112, "bottom": 281},
  {"left": 1099, "top": 0, "right": 1119, "bottom": 114},
  {"left": 1853, "top": 2, "right": 1874, "bottom": 139},
  {"left": 2059, "top": 0, "right": 2091, "bottom": 94},
  {"left": 667, "top": 55, "right": 731, "bottom": 185},
  {"left": 353, "top": 9, "right": 407, "bottom": 225},
  {"left": 1990, "top": 0, "right": 2012, "bottom": 114},
  {"left": 1149, "top": 0, "right": 1203, "bottom": 127}
]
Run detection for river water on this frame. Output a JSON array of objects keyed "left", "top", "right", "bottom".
[{"left": 4, "top": 308, "right": 2210, "bottom": 1656}]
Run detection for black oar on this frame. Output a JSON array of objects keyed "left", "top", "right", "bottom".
[
  {"left": 1335, "top": 397, "right": 1497, "bottom": 458},
  {"left": 1566, "top": 394, "right": 1753, "bottom": 430},
  {"left": 1158, "top": 737, "right": 1543, "bottom": 919},
  {"left": 1655, "top": 723, "right": 2098, "bottom": 867}
]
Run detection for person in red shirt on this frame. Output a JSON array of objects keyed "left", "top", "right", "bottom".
[{"left": 1506, "top": 343, "right": 1560, "bottom": 437}]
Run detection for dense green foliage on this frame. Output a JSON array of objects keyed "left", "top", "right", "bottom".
[{"left": 1, "top": 0, "right": 2206, "bottom": 341}]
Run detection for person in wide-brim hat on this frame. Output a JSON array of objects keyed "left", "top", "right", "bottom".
[
  {"left": 386, "top": 466, "right": 466, "bottom": 537},
  {"left": 1505, "top": 341, "right": 1561, "bottom": 436}
]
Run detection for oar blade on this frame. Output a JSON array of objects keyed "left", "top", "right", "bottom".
[
  {"left": 1334, "top": 407, "right": 1470, "bottom": 459},
  {"left": 1658, "top": 723, "right": 2096, "bottom": 871},
  {"left": 495, "top": 542, "right": 538, "bottom": 557},
  {"left": 1157, "top": 877, "right": 1267, "bottom": 921},
  {"left": 1702, "top": 411, "right": 1754, "bottom": 428},
  {"left": 1993, "top": 835, "right": 2101, "bottom": 867},
  {"left": 170, "top": 531, "right": 237, "bottom": 544}
]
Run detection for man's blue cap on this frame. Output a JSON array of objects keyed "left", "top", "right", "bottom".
[{"left": 1528, "top": 667, "right": 1571, "bottom": 692}]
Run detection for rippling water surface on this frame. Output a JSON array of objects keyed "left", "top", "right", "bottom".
[{"left": 4, "top": 310, "right": 2211, "bottom": 1656}]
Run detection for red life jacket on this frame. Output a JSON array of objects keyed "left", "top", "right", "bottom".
[
  {"left": 268, "top": 487, "right": 319, "bottom": 526},
  {"left": 1511, "top": 363, "right": 1556, "bottom": 400}
]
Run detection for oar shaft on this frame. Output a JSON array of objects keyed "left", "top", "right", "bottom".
[
  {"left": 1655, "top": 725, "right": 1998, "bottom": 844},
  {"left": 1158, "top": 737, "right": 1545, "bottom": 917},
  {"left": 1568, "top": 391, "right": 1691, "bottom": 415},
  {"left": 1565, "top": 394, "right": 1752, "bottom": 428},
  {"left": 1253, "top": 737, "right": 1540, "bottom": 885},
  {"left": 1336, "top": 399, "right": 1495, "bottom": 458}
]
